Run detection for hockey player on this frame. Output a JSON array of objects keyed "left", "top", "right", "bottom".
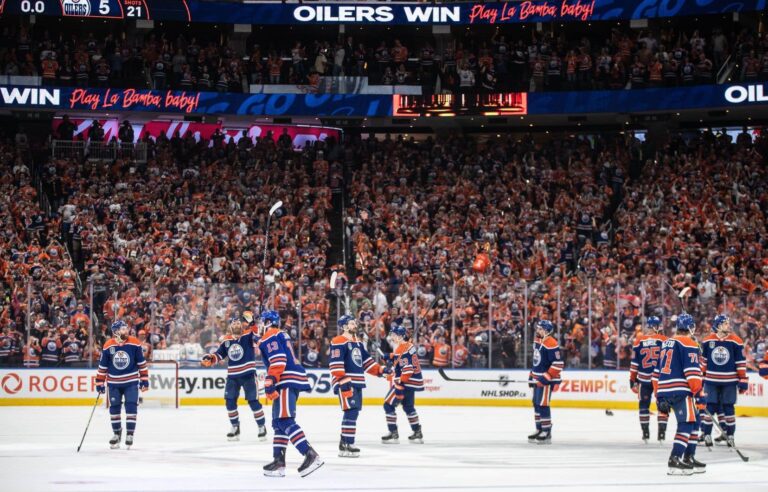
[
  {"left": 96, "top": 320, "right": 148, "bottom": 449},
  {"left": 527, "top": 320, "right": 564, "bottom": 444},
  {"left": 699, "top": 315, "right": 748, "bottom": 448},
  {"left": 330, "top": 315, "right": 387, "bottom": 457},
  {"left": 201, "top": 312, "right": 267, "bottom": 442},
  {"left": 629, "top": 316, "right": 669, "bottom": 442},
  {"left": 258, "top": 310, "right": 323, "bottom": 478},
  {"left": 381, "top": 323, "right": 424, "bottom": 444},
  {"left": 760, "top": 351, "right": 768, "bottom": 379},
  {"left": 653, "top": 313, "right": 705, "bottom": 475}
]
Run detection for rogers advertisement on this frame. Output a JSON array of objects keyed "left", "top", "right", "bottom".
[
  {"left": 2, "top": 369, "right": 766, "bottom": 415},
  {"left": 51, "top": 118, "right": 341, "bottom": 150}
]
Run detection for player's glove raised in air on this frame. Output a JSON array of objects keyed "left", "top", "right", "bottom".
[
  {"left": 339, "top": 378, "right": 353, "bottom": 399},
  {"left": 201, "top": 354, "right": 215, "bottom": 367},
  {"left": 380, "top": 365, "right": 392, "bottom": 376},
  {"left": 96, "top": 383, "right": 105, "bottom": 394},
  {"left": 264, "top": 375, "right": 278, "bottom": 401},
  {"left": 629, "top": 380, "right": 639, "bottom": 394},
  {"left": 738, "top": 379, "right": 749, "bottom": 394},
  {"left": 140, "top": 380, "right": 149, "bottom": 392},
  {"left": 656, "top": 398, "right": 671, "bottom": 414}
]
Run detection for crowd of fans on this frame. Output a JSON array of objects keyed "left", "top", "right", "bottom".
[
  {"left": 1, "top": 124, "right": 766, "bottom": 373},
  {"left": 1, "top": 19, "right": 762, "bottom": 93}
]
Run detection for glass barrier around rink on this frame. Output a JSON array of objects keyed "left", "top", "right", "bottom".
[{"left": 7, "top": 275, "right": 766, "bottom": 373}]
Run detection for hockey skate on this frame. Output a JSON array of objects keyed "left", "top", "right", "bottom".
[
  {"left": 714, "top": 433, "right": 727, "bottom": 446},
  {"left": 298, "top": 447, "right": 324, "bottom": 477},
  {"left": 257, "top": 425, "right": 268, "bottom": 442},
  {"left": 109, "top": 432, "right": 121, "bottom": 449},
  {"left": 227, "top": 425, "right": 240, "bottom": 442},
  {"left": 535, "top": 431, "right": 552, "bottom": 445},
  {"left": 338, "top": 440, "right": 360, "bottom": 458},
  {"left": 726, "top": 436, "right": 735, "bottom": 448},
  {"left": 125, "top": 434, "right": 134, "bottom": 449},
  {"left": 683, "top": 455, "right": 706, "bottom": 474},
  {"left": 408, "top": 429, "right": 424, "bottom": 444},
  {"left": 702, "top": 434, "right": 713, "bottom": 449},
  {"left": 528, "top": 430, "right": 542, "bottom": 443},
  {"left": 263, "top": 450, "right": 286, "bottom": 478},
  {"left": 667, "top": 456, "right": 693, "bottom": 476},
  {"left": 657, "top": 428, "right": 666, "bottom": 443},
  {"left": 641, "top": 424, "right": 650, "bottom": 443},
  {"left": 381, "top": 431, "right": 399, "bottom": 444}
]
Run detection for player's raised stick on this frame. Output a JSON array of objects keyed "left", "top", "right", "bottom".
[
  {"left": 259, "top": 200, "right": 283, "bottom": 312},
  {"left": 76, "top": 393, "right": 102, "bottom": 452}
]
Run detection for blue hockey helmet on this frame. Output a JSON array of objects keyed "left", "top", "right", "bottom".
[
  {"left": 390, "top": 323, "right": 407, "bottom": 339},
  {"left": 337, "top": 315, "right": 355, "bottom": 330},
  {"left": 536, "top": 319, "right": 555, "bottom": 335},
  {"left": 260, "top": 310, "right": 280, "bottom": 328},
  {"left": 675, "top": 313, "right": 695, "bottom": 333},
  {"left": 646, "top": 316, "right": 662, "bottom": 330},
  {"left": 712, "top": 314, "right": 729, "bottom": 333},
  {"left": 111, "top": 320, "right": 127, "bottom": 335}
]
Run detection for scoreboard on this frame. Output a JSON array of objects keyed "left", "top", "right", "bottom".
[
  {"left": 1, "top": 0, "right": 766, "bottom": 25},
  {"left": 4, "top": 0, "right": 190, "bottom": 21}
]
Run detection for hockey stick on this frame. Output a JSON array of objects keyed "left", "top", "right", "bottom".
[
  {"left": 76, "top": 393, "right": 101, "bottom": 452},
  {"left": 259, "top": 200, "right": 283, "bottom": 314},
  {"left": 702, "top": 408, "right": 749, "bottom": 462},
  {"left": 438, "top": 367, "right": 529, "bottom": 384}
]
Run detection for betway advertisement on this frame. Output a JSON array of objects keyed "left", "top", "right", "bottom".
[{"left": 1, "top": 369, "right": 766, "bottom": 416}]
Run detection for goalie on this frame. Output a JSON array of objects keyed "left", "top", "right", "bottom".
[{"left": 201, "top": 312, "right": 268, "bottom": 442}]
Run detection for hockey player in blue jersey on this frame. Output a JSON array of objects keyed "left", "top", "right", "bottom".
[
  {"left": 629, "top": 316, "right": 669, "bottom": 443},
  {"left": 381, "top": 323, "right": 424, "bottom": 444},
  {"left": 330, "top": 315, "right": 387, "bottom": 457},
  {"left": 201, "top": 312, "right": 267, "bottom": 442},
  {"left": 258, "top": 310, "right": 323, "bottom": 478},
  {"left": 653, "top": 313, "right": 706, "bottom": 475},
  {"left": 527, "top": 320, "right": 564, "bottom": 444},
  {"left": 699, "top": 315, "right": 748, "bottom": 448},
  {"left": 96, "top": 320, "right": 148, "bottom": 449}
]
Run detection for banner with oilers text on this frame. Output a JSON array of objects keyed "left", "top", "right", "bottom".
[{"left": 0, "top": 369, "right": 765, "bottom": 416}]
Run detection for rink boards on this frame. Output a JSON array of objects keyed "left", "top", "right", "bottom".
[{"left": 1, "top": 368, "right": 766, "bottom": 416}]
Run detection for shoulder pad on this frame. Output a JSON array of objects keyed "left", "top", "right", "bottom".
[
  {"left": 331, "top": 335, "right": 348, "bottom": 345},
  {"left": 674, "top": 336, "right": 698, "bottom": 349},
  {"left": 103, "top": 339, "right": 117, "bottom": 349},
  {"left": 125, "top": 336, "right": 142, "bottom": 345},
  {"left": 727, "top": 334, "right": 744, "bottom": 344},
  {"left": 542, "top": 337, "right": 559, "bottom": 349},
  {"left": 702, "top": 334, "right": 718, "bottom": 342}
]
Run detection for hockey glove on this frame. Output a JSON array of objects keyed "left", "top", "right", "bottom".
[
  {"left": 264, "top": 375, "right": 278, "bottom": 401},
  {"left": 201, "top": 354, "right": 215, "bottom": 367},
  {"left": 656, "top": 399, "right": 671, "bottom": 415},
  {"left": 695, "top": 395, "right": 706, "bottom": 411},
  {"left": 738, "top": 379, "right": 749, "bottom": 394},
  {"left": 535, "top": 375, "right": 548, "bottom": 387},
  {"left": 140, "top": 380, "right": 149, "bottom": 392},
  {"left": 96, "top": 383, "right": 105, "bottom": 394},
  {"left": 381, "top": 365, "right": 393, "bottom": 376},
  {"left": 630, "top": 380, "right": 639, "bottom": 394}
]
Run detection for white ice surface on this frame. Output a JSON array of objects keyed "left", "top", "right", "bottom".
[{"left": 0, "top": 405, "right": 766, "bottom": 492}]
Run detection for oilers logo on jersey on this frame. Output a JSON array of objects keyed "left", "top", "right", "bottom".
[
  {"left": 351, "top": 347, "right": 363, "bottom": 367},
  {"left": 46, "top": 340, "right": 57, "bottom": 352},
  {"left": 113, "top": 350, "right": 130, "bottom": 370},
  {"left": 533, "top": 349, "right": 541, "bottom": 366},
  {"left": 711, "top": 346, "right": 730, "bottom": 365},
  {"left": 227, "top": 344, "right": 244, "bottom": 362}
]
